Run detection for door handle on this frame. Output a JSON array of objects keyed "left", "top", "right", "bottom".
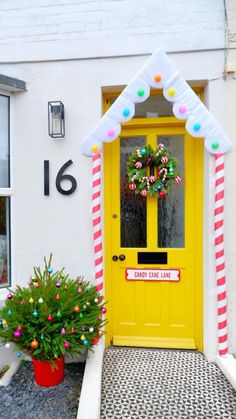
[
  {"left": 119, "top": 254, "right": 126, "bottom": 261},
  {"left": 112, "top": 255, "right": 118, "bottom": 261}
]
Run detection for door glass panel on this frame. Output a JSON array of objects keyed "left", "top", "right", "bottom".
[
  {"left": 120, "top": 137, "right": 147, "bottom": 248},
  {"left": 0, "top": 95, "right": 9, "bottom": 187},
  {"left": 157, "top": 135, "right": 185, "bottom": 248}
]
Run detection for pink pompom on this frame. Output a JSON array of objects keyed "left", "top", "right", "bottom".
[
  {"left": 101, "top": 307, "right": 107, "bottom": 314},
  {"left": 179, "top": 106, "right": 186, "bottom": 114},
  {"left": 140, "top": 189, "right": 147, "bottom": 197},
  {"left": 14, "top": 331, "right": 21, "bottom": 338},
  {"left": 107, "top": 129, "right": 115, "bottom": 137}
]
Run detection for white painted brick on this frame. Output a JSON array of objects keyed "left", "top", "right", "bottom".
[{"left": 0, "top": 0, "right": 227, "bottom": 62}]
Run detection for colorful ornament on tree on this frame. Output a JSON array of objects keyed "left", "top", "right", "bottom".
[
  {"left": 127, "top": 144, "right": 181, "bottom": 198},
  {"left": 48, "top": 267, "right": 53, "bottom": 274},
  {"left": 31, "top": 339, "right": 39, "bottom": 349},
  {"left": 92, "top": 337, "right": 99, "bottom": 344},
  {"left": 47, "top": 314, "right": 53, "bottom": 321},
  {"left": 74, "top": 305, "right": 80, "bottom": 313},
  {"left": 38, "top": 297, "right": 43, "bottom": 303},
  {"left": 33, "top": 309, "right": 38, "bottom": 317},
  {"left": 14, "top": 330, "right": 21, "bottom": 338},
  {"left": 7, "top": 293, "right": 13, "bottom": 300},
  {"left": 29, "top": 297, "right": 34, "bottom": 304},
  {"left": 64, "top": 341, "right": 71, "bottom": 348},
  {"left": 55, "top": 294, "right": 60, "bottom": 301}
]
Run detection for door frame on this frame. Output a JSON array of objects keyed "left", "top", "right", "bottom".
[{"left": 103, "top": 90, "right": 204, "bottom": 351}]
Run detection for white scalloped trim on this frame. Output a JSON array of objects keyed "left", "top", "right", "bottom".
[{"left": 82, "top": 48, "right": 231, "bottom": 156}]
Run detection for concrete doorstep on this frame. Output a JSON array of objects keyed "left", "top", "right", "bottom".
[
  {"left": 216, "top": 354, "right": 236, "bottom": 390},
  {"left": 77, "top": 336, "right": 105, "bottom": 419}
]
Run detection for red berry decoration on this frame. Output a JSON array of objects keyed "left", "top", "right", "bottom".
[
  {"left": 159, "top": 191, "right": 166, "bottom": 199},
  {"left": 47, "top": 314, "right": 53, "bottom": 321},
  {"left": 55, "top": 294, "right": 60, "bottom": 301}
]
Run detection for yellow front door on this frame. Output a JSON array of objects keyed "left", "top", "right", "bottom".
[{"left": 104, "top": 118, "right": 203, "bottom": 350}]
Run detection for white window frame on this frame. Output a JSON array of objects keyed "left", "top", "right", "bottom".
[{"left": 0, "top": 91, "right": 12, "bottom": 299}]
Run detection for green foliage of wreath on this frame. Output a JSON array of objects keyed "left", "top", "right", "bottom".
[{"left": 127, "top": 144, "right": 182, "bottom": 198}]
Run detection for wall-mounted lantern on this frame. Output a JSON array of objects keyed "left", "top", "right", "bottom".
[{"left": 48, "top": 101, "right": 65, "bottom": 138}]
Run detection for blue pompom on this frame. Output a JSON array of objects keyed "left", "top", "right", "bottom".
[
  {"left": 140, "top": 149, "right": 147, "bottom": 156},
  {"left": 48, "top": 267, "right": 53, "bottom": 274}
]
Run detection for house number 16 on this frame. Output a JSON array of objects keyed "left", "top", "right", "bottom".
[{"left": 44, "top": 160, "right": 77, "bottom": 196}]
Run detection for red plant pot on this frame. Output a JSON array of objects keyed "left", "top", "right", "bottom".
[{"left": 32, "top": 356, "right": 65, "bottom": 387}]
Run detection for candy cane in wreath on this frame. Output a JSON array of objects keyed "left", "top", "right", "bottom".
[{"left": 159, "top": 168, "right": 168, "bottom": 182}]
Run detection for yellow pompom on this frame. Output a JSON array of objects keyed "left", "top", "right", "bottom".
[
  {"left": 91, "top": 145, "right": 99, "bottom": 153},
  {"left": 168, "top": 88, "right": 176, "bottom": 97},
  {"left": 29, "top": 297, "right": 34, "bottom": 304},
  {"left": 80, "top": 334, "right": 85, "bottom": 341},
  {"left": 2, "top": 319, "right": 7, "bottom": 326}
]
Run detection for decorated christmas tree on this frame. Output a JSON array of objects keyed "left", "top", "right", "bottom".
[{"left": 0, "top": 255, "right": 106, "bottom": 362}]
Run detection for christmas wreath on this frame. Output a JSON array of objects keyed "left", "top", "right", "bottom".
[{"left": 127, "top": 144, "right": 181, "bottom": 198}]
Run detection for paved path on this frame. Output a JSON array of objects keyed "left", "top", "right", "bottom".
[{"left": 101, "top": 347, "right": 236, "bottom": 419}]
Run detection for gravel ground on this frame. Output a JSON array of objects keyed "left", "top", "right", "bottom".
[{"left": 0, "top": 361, "right": 85, "bottom": 419}]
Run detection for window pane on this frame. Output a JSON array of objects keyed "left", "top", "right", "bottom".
[
  {"left": 120, "top": 137, "right": 147, "bottom": 248},
  {"left": 134, "top": 95, "right": 173, "bottom": 118},
  {"left": 0, "top": 95, "right": 9, "bottom": 187},
  {"left": 0, "top": 197, "right": 10, "bottom": 287},
  {"left": 158, "top": 135, "right": 185, "bottom": 248}
]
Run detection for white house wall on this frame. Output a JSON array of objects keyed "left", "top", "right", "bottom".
[
  {"left": 0, "top": 1, "right": 235, "bottom": 360},
  {"left": 0, "top": 0, "right": 225, "bottom": 63}
]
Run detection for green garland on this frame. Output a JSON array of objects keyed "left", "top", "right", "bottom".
[{"left": 127, "top": 144, "right": 182, "bottom": 198}]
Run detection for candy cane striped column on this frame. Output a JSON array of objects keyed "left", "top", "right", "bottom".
[
  {"left": 92, "top": 152, "right": 103, "bottom": 292},
  {"left": 214, "top": 153, "right": 228, "bottom": 356}
]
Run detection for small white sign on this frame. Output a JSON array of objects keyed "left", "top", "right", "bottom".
[{"left": 126, "top": 268, "right": 180, "bottom": 282}]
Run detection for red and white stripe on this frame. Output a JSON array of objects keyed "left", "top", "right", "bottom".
[
  {"left": 92, "top": 152, "right": 103, "bottom": 292},
  {"left": 214, "top": 153, "right": 228, "bottom": 356}
]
